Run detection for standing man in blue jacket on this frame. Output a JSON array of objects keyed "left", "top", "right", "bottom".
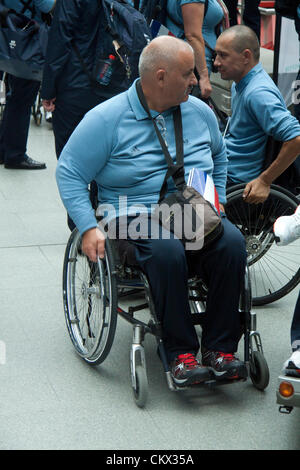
[
  {"left": 0, "top": 0, "right": 55, "bottom": 169},
  {"left": 41, "top": 0, "right": 129, "bottom": 230}
]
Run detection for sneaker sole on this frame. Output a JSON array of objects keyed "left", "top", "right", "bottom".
[
  {"left": 206, "top": 366, "right": 248, "bottom": 381},
  {"left": 173, "top": 370, "right": 211, "bottom": 387}
]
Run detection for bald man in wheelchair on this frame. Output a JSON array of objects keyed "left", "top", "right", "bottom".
[{"left": 56, "top": 36, "right": 248, "bottom": 387}]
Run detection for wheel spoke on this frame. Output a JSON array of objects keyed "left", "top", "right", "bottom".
[{"left": 226, "top": 186, "right": 300, "bottom": 305}]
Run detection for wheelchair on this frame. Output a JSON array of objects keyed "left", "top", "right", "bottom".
[
  {"left": 62, "top": 227, "right": 270, "bottom": 408},
  {"left": 225, "top": 183, "right": 300, "bottom": 306}
]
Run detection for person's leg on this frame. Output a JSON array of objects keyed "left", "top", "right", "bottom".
[
  {"left": 187, "top": 215, "right": 248, "bottom": 379},
  {"left": 188, "top": 215, "right": 246, "bottom": 353},
  {"left": 243, "top": 0, "right": 261, "bottom": 41},
  {"left": 131, "top": 232, "right": 200, "bottom": 363},
  {"left": 0, "top": 75, "right": 40, "bottom": 165},
  {"left": 223, "top": 0, "right": 238, "bottom": 26},
  {"left": 291, "top": 290, "right": 300, "bottom": 351},
  {"left": 282, "top": 290, "right": 300, "bottom": 377}
]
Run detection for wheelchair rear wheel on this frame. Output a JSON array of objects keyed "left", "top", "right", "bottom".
[
  {"left": 226, "top": 184, "right": 300, "bottom": 306},
  {"left": 63, "top": 229, "right": 118, "bottom": 365}
]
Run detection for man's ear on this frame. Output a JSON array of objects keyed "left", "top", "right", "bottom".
[
  {"left": 156, "top": 68, "right": 166, "bottom": 87},
  {"left": 243, "top": 48, "right": 252, "bottom": 64}
]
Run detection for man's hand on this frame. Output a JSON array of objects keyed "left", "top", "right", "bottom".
[
  {"left": 42, "top": 98, "right": 56, "bottom": 112},
  {"left": 199, "top": 75, "right": 212, "bottom": 99},
  {"left": 82, "top": 227, "right": 106, "bottom": 262},
  {"left": 242, "top": 177, "right": 271, "bottom": 204}
]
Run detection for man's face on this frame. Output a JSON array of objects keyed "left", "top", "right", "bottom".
[
  {"left": 163, "top": 49, "right": 197, "bottom": 106},
  {"left": 214, "top": 34, "right": 248, "bottom": 82}
]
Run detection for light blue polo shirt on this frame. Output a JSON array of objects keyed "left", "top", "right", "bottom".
[
  {"left": 56, "top": 80, "right": 227, "bottom": 235},
  {"left": 225, "top": 63, "right": 300, "bottom": 183}
]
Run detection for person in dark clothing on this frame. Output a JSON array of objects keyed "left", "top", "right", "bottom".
[
  {"left": 223, "top": 0, "right": 261, "bottom": 41},
  {"left": 41, "top": 0, "right": 128, "bottom": 229},
  {"left": 0, "top": 0, "right": 55, "bottom": 170}
]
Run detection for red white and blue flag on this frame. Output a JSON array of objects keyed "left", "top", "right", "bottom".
[
  {"left": 187, "top": 168, "right": 220, "bottom": 214},
  {"left": 150, "top": 20, "right": 175, "bottom": 38}
]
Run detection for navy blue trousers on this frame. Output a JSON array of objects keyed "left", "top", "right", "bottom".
[
  {"left": 117, "top": 214, "right": 247, "bottom": 363},
  {"left": 224, "top": 0, "right": 261, "bottom": 40},
  {"left": 291, "top": 290, "right": 300, "bottom": 351},
  {"left": 0, "top": 75, "right": 40, "bottom": 164}
]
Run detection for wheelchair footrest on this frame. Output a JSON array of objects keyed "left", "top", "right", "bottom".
[{"left": 171, "top": 376, "right": 248, "bottom": 391}]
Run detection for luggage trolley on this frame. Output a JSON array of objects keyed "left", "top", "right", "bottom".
[{"left": 62, "top": 227, "right": 269, "bottom": 408}]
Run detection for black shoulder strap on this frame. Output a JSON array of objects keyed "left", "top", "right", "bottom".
[
  {"left": 204, "top": 0, "right": 208, "bottom": 16},
  {"left": 136, "top": 79, "right": 186, "bottom": 199}
]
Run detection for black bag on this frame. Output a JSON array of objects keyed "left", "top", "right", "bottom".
[
  {"left": 136, "top": 80, "right": 223, "bottom": 252},
  {"left": 72, "top": 0, "right": 151, "bottom": 90},
  {"left": 139, "top": 0, "right": 169, "bottom": 26},
  {"left": 0, "top": 6, "right": 48, "bottom": 81},
  {"left": 275, "top": 0, "right": 300, "bottom": 19}
]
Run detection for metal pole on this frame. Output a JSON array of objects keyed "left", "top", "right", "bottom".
[
  {"left": 273, "top": 13, "right": 282, "bottom": 86},
  {"left": 239, "top": 0, "right": 245, "bottom": 24}
]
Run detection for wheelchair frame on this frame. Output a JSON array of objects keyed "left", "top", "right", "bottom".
[{"left": 62, "top": 228, "right": 270, "bottom": 408}]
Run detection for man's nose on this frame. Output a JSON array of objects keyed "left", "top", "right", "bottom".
[
  {"left": 214, "top": 54, "right": 220, "bottom": 67},
  {"left": 191, "top": 72, "right": 198, "bottom": 85}
]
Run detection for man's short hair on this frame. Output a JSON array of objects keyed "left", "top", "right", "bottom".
[{"left": 222, "top": 25, "right": 260, "bottom": 62}]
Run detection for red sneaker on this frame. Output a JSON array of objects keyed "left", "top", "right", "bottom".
[
  {"left": 202, "top": 350, "right": 248, "bottom": 380},
  {"left": 170, "top": 353, "right": 211, "bottom": 387}
]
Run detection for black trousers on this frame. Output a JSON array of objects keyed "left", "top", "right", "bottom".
[
  {"left": 0, "top": 75, "right": 40, "bottom": 164},
  {"left": 291, "top": 290, "right": 300, "bottom": 351},
  {"left": 224, "top": 0, "right": 261, "bottom": 40},
  {"left": 115, "top": 214, "right": 247, "bottom": 363}
]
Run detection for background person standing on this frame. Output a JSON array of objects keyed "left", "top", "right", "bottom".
[
  {"left": 224, "top": 0, "right": 261, "bottom": 40},
  {"left": 0, "top": 0, "right": 55, "bottom": 170}
]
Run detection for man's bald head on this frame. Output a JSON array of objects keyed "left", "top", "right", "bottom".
[
  {"left": 218, "top": 25, "right": 260, "bottom": 62},
  {"left": 137, "top": 35, "right": 197, "bottom": 113},
  {"left": 138, "top": 35, "right": 194, "bottom": 79}
]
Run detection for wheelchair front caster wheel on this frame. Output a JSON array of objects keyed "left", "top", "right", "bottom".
[
  {"left": 250, "top": 351, "right": 270, "bottom": 391},
  {"left": 34, "top": 112, "right": 42, "bottom": 126},
  {"left": 132, "top": 365, "right": 148, "bottom": 408}
]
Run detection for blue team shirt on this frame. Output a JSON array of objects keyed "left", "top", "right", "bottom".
[
  {"left": 166, "top": 0, "right": 224, "bottom": 73},
  {"left": 56, "top": 80, "right": 227, "bottom": 235},
  {"left": 225, "top": 63, "right": 300, "bottom": 183}
]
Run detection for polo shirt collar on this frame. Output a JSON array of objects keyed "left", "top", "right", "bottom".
[{"left": 235, "top": 63, "right": 263, "bottom": 93}]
